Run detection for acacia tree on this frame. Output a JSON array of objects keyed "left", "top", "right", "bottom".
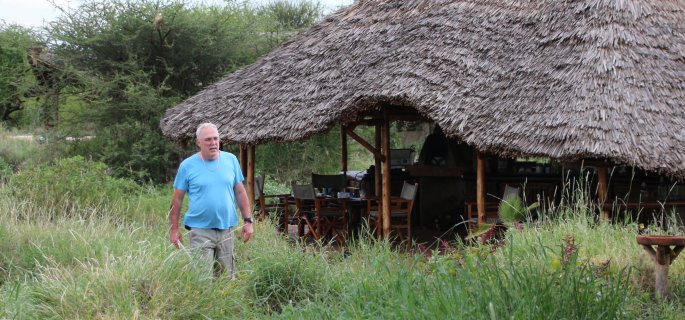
[
  {"left": 43, "top": 0, "right": 323, "bottom": 183},
  {"left": 256, "top": 0, "right": 322, "bottom": 47},
  {"left": 0, "top": 24, "right": 39, "bottom": 124}
]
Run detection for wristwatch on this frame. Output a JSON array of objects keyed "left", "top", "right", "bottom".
[{"left": 243, "top": 217, "right": 254, "bottom": 224}]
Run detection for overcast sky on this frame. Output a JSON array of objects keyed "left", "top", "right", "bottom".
[{"left": 0, "top": 0, "right": 354, "bottom": 28}]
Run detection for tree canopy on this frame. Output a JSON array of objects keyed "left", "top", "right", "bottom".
[{"left": 1, "top": 0, "right": 326, "bottom": 183}]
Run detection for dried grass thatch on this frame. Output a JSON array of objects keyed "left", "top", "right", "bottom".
[{"left": 160, "top": 0, "right": 685, "bottom": 179}]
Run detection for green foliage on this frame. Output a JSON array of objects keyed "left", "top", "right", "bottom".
[
  {"left": 257, "top": 128, "right": 342, "bottom": 185},
  {"left": 498, "top": 194, "right": 524, "bottom": 223},
  {"left": 69, "top": 120, "right": 184, "bottom": 184},
  {"left": 249, "top": 249, "right": 326, "bottom": 313},
  {"left": 255, "top": 0, "right": 322, "bottom": 47},
  {"left": 0, "top": 157, "right": 11, "bottom": 183},
  {"left": 48, "top": 0, "right": 275, "bottom": 97},
  {"left": 20, "top": 0, "right": 324, "bottom": 183},
  {"left": 0, "top": 128, "right": 41, "bottom": 169},
  {"left": 6, "top": 156, "right": 140, "bottom": 217},
  {"left": 29, "top": 239, "right": 243, "bottom": 319},
  {"left": 259, "top": 0, "right": 322, "bottom": 30},
  {"left": 0, "top": 23, "right": 38, "bottom": 124},
  {"left": 0, "top": 214, "right": 249, "bottom": 319},
  {"left": 1, "top": 0, "right": 329, "bottom": 184},
  {"left": 498, "top": 194, "right": 540, "bottom": 224},
  {"left": 1, "top": 186, "right": 685, "bottom": 318}
]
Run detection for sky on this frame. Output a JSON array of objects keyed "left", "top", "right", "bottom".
[{"left": 0, "top": 0, "right": 354, "bottom": 28}]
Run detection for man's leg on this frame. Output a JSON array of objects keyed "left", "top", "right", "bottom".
[
  {"left": 215, "top": 228, "right": 236, "bottom": 279},
  {"left": 187, "top": 228, "right": 217, "bottom": 277}
]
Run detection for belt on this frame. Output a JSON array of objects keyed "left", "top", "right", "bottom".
[{"left": 184, "top": 225, "right": 225, "bottom": 231}]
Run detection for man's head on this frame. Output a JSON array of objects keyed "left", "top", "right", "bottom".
[{"left": 196, "top": 123, "right": 220, "bottom": 160}]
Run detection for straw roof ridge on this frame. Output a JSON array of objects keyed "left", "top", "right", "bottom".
[{"left": 161, "top": 0, "right": 685, "bottom": 179}]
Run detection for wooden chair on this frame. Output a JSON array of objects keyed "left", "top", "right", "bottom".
[
  {"left": 292, "top": 183, "right": 348, "bottom": 245},
  {"left": 465, "top": 202, "right": 500, "bottom": 229},
  {"left": 367, "top": 181, "right": 418, "bottom": 242},
  {"left": 249, "top": 176, "right": 291, "bottom": 228},
  {"left": 465, "top": 184, "right": 521, "bottom": 228}
]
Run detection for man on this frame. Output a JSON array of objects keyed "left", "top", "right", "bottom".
[{"left": 169, "top": 122, "right": 254, "bottom": 278}]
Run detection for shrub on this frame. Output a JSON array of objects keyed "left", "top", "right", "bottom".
[
  {"left": 498, "top": 194, "right": 524, "bottom": 223},
  {"left": 0, "top": 130, "right": 39, "bottom": 169},
  {"left": 7, "top": 155, "right": 140, "bottom": 218},
  {"left": 0, "top": 156, "right": 11, "bottom": 182}
]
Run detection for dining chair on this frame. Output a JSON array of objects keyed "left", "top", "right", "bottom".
[
  {"left": 465, "top": 184, "right": 521, "bottom": 229},
  {"left": 292, "top": 183, "right": 348, "bottom": 245},
  {"left": 248, "top": 175, "right": 291, "bottom": 227},
  {"left": 367, "top": 181, "right": 418, "bottom": 242},
  {"left": 311, "top": 173, "right": 347, "bottom": 197}
]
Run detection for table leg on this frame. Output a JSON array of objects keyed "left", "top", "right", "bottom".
[{"left": 641, "top": 244, "right": 684, "bottom": 298}]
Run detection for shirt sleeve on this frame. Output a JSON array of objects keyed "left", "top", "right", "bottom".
[
  {"left": 233, "top": 154, "right": 244, "bottom": 186},
  {"left": 173, "top": 162, "right": 189, "bottom": 191}
]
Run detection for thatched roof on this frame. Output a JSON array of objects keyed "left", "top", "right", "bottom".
[{"left": 160, "top": 0, "right": 685, "bottom": 179}]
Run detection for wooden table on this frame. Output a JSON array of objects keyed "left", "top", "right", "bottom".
[{"left": 636, "top": 235, "right": 685, "bottom": 298}]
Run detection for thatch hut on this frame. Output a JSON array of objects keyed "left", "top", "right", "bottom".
[{"left": 161, "top": 0, "right": 685, "bottom": 235}]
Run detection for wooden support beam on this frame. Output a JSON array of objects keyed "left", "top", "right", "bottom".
[
  {"left": 374, "top": 124, "right": 382, "bottom": 201},
  {"left": 655, "top": 246, "right": 671, "bottom": 298},
  {"left": 344, "top": 127, "right": 385, "bottom": 162},
  {"left": 341, "top": 127, "right": 348, "bottom": 174},
  {"left": 597, "top": 166, "right": 609, "bottom": 220},
  {"left": 477, "top": 151, "right": 486, "bottom": 225},
  {"left": 247, "top": 145, "right": 256, "bottom": 217},
  {"left": 381, "top": 108, "right": 391, "bottom": 239},
  {"left": 239, "top": 145, "right": 248, "bottom": 177}
]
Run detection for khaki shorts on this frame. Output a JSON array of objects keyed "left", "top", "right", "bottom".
[{"left": 187, "top": 227, "right": 235, "bottom": 278}]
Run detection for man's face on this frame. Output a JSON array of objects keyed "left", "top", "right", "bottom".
[{"left": 196, "top": 126, "right": 220, "bottom": 160}]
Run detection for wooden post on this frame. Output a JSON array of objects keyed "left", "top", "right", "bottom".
[
  {"left": 246, "top": 145, "right": 255, "bottom": 217},
  {"left": 381, "top": 109, "right": 391, "bottom": 239},
  {"left": 341, "top": 126, "right": 348, "bottom": 174},
  {"left": 641, "top": 244, "right": 674, "bottom": 299},
  {"left": 477, "top": 151, "right": 486, "bottom": 225},
  {"left": 637, "top": 236, "right": 685, "bottom": 299},
  {"left": 597, "top": 166, "right": 609, "bottom": 220},
  {"left": 374, "top": 123, "right": 382, "bottom": 199},
  {"left": 655, "top": 246, "right": 671, "bottom": 298},
  {"left": 239, "top": 145, "right": 248, "bottom": 177}
]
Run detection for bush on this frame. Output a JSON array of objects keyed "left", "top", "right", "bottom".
[
  {"left": 0, "top": 157, "right": 11, "bottom": 182},
  {"left": 0, "top": 129, "right": 38, "bottom": 169},
  {"left": 498, "top": 194, "right": 524, "bottom": 223},
  {"left": 7, "top": 156, "right": 140, "bottom": 218},
  {"left": 249, "top": 252, "right": 326, "bottom": 314},
  {"left": 78, "top": 121, "right": 184, "bottom": 184}
]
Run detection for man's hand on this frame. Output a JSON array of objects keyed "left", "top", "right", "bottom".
[
  {"left": 170, "top": 228, "right": 182, "bottom": 248},
  {"left": 242, "top": 223, "right": 254, "bottom": 243}
]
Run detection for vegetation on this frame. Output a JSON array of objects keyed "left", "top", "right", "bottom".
[
  {"left": 1, "top": 158, "right": 685, "bottom": 319},
  {"left": 0, "top": 0, "right": 326, "bottom": 184},
  {"left": 0, "top": 23, "right": 39, "bottom": 124},
  {"left": 2, "top": 1, "right": 684, "bottom": 318}
]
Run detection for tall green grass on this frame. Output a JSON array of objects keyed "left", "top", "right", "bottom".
[
  {"left": 1, "top": 162, "right": 685, "bottom": 319},
  {"left": 4, "top": 156, "right": 170, "bottom": 225}
]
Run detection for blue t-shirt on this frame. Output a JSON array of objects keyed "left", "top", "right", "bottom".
[{"left": 173, "top": 151, "right": 244, "bottom": 229}]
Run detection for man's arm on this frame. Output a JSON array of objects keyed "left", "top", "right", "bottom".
[
  {"left": 169, "top": 188, "right": 186, "bottom": 248},
  {"left": 234, "top": 183, "right": 254, "bottom": 243}
]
